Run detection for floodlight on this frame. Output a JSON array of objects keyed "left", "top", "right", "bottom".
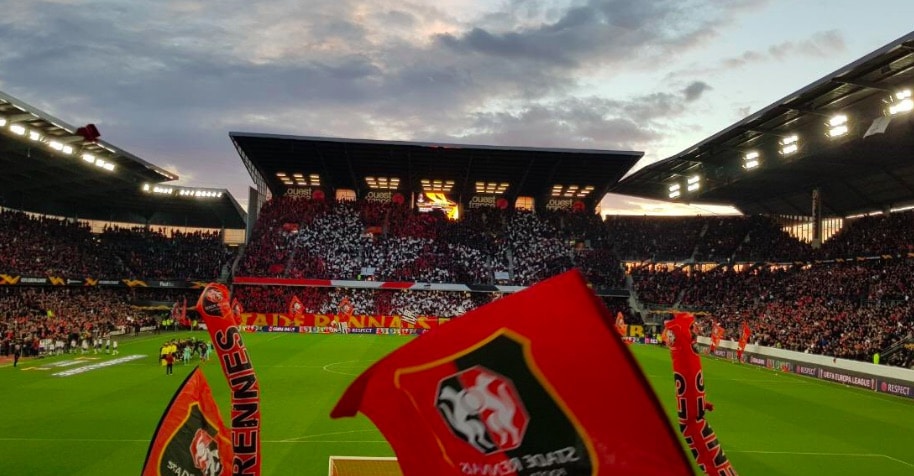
[
  {"left": 81, "top": 153, "right": 96, "bottom": 164},
  {"left": 743, "top": 159, "right": 760, "bottom": 170},
  {"left": 49, "top": 141, "right": 64, "bottom": 151},
  {"left": 828, "top": 114, "right": 847, "bottom": 127},
  {"left": 10, "top": 124, "right": 26, "bottom": 135},
  {"left": 668, "top": 184, "right": 680, "bottom": 192},
  {"left": 143, "top": 184, "right": 151, "bottom": 192},
  {"left": 889, "top": 90, "right": 913, "bottom": 116},
  {"left": 687, "top": 182, "right": 700, "bottom": 192},
  {"left": 669, "top": 190, "right": 681, "bottom": 199},
  {"left": 779, "top": 144, "right": 798, "bottom": 155},
  {"left": 62, "top": 145, "right": 73, "bottom": 155},
  {"left": 827, "top": 124, "right": 848, "bottom": 138},
  {"left": 29, "top": 130, "right": 41, "bottom": 141},
  {"left": 0, "top": 117, "right": 6, "bottom": 126},
  {"left": 743, "top": 151, "right": 759, "bottom": 161},
  {"left": 687, "top": 175, "right": 700, "bottom": 185}
]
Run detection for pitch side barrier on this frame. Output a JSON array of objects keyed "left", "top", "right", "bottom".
[{"left": 695, "top": 337, "right": 914, "bottom": 400}]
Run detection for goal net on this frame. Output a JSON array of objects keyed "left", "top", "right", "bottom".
[{"left": 328, "top": 456, "right": 402, "bottom": 476}]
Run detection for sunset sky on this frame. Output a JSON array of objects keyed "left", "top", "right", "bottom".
[{"left": 1, "top": 0, "right": 912, "bottom": 215}]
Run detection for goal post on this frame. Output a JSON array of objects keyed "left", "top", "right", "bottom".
[{"left": 328, "top": 456, "right": 402, "bottom": 476}]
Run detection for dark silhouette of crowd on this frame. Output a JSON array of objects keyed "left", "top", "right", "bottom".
[{"left": 0, "top": 210, "right": 235, "bottom": 280}]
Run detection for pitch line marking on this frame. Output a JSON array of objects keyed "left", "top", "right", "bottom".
[
  {"left": 281, "top": 429, "right": 375, "bottom": 442},
  {"left": 729, "top": 450, "right": 914, "bottom": 468},
  {"left": 321, "top": 360, "right": 370, "bottom": 377}
]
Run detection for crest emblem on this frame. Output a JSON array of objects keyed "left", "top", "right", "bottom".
[{"left": 436, "top": 366, "right": 529, "bottom": 454}]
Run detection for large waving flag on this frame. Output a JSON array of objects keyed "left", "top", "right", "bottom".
[
  {"left": 142, "top": 367, "right": 233, "bottom": 476},
  {"left": 664, "top": 312, "right": 737, "bottom": 476},
  {"left": 197, "top": 283, "right": 262, "bottom": 476},
  {"left": 332, "top": 270, "right": 692, "bottom": 476}
]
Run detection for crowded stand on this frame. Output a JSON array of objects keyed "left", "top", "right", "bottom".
[
  {"left": 238, "top": 197, "right": 621, "bottom": 287},
  {"left": 819, "top": 211, "right": 914, "bottom": 258},
  {"left": 692, "top": 216, "right": 749, "bottom": 263},
  {"left": 732, "top": 216, "right": 813, "bottom": 263},
  {"left": 0, "top": 287, "right": 154, "bottom": 358},
  {"left": 99, "top": 226, "right": 235, "bottom": 280},
  {"left": 0, "top": 209, "right": 234, "bottom": 280},
  {"left": 0, "top": 209, "right": 122, "bottom": 277},
  {"left": 630, "top": 264, "right": 690, "bottom": 308},
  {"left": 6, "top": 194, "right": 914, "bottom": 369},
  {"left": 605, "top": 215, "right": 705, "bottom": 262},
  {"left": 232, "top": 285, "right": 493, "bottom": 318}
]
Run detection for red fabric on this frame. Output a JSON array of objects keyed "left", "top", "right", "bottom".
[
  {"left": 142, "top": 368, "right": 233, "bottom": 476},
  {"left": 332, "top": 270, "right": 691, "bottom": 476},
  {"left": 709, "top": 321, "right": 724, "bottom": 352},
  {"left": 664, "top": 313, "right": 737, "bottom": 476},
  {"left": 196, "top": 284, "right": 262, "bottom": 476},
  {"left": 288, "top": 295, "right": 304, "bottom": 318},
  {"left": 737, "top": 321, "right": 752, "bottom": 360}
]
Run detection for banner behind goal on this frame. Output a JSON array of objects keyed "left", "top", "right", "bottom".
[{"left": 328, "top": 456, "right": 402, "bottom": 476}]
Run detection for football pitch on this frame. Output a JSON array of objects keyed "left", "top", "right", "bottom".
[{"left": 2, "top": 331, "right": 912, "bottom": 475}]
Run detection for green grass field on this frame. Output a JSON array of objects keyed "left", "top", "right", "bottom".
[{"left": 2, "top": 331, "right": 912, "bottom": 475}]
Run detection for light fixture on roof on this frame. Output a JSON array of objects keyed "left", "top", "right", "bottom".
[
  {"left": 81, "top": 153, "right": 96, "bottom": 164},
  {"left": 49, "top": 140, "right": 64, "bottom": 151},
  {"left": 778, "top": 135, "right": 799, "bottom": 155},
  {"left": 421, "top": 178, "right": 453, "bottom": 192},
  {"left": 9, "top": 124, "right": 26, "bottom": 135},
  {"left": 0, "top": 117, "right": 6, "bottom": 127},
  {"left": 668, "top": 183, "right": 681, "bottom": 199},
  {"left": 28, "top": 130, "right": 41, "bottom": 141},
  {"left": 687, "top": 175, "right": 701, "bottom": 192},
  {"left": 827, "top": 114, "right": 848, "bottom": 138},
  {"left": 743, "top": 150, "right": 760, "bottom": 170},
  {"left": 365, "top": 176, "right": 400, "bottom": 190},
  {"left": 889, "top": 89, "right": 913, "bottom": 116}
]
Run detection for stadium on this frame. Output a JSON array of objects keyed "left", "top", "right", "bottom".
[{"left": 2, "top": 21, "right": 914, "bottom": 476}]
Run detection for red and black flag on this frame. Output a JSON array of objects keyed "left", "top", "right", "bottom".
[
  {"left": 142, "top": 367, "right": 233, "bottom": 476},
  {"left": 664, "top": 312, "right": 737, "bottom": 476},
  {"left": 231, "top": 298, "right": 244, "bottom": 326},
  {"left": 288, "top": 295, "right": 304, "bottom": 318},
  {"left": 332, "top": 270, "right": 692, "bottom": 476},
  {"left": 197, "top": 283, "right": 262, "bottom": 476},
  {"left": 615, "top": 311, "right": 627, "bottom": 337}
]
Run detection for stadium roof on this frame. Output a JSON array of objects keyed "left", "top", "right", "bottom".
[
  {"left": 230, "top": 132, "right": 643, "bottom": 210},
  {"left": 613, "top": 31, "right": 914, "bottom": 218},
  {"left": 0, "top": 90, "right": 246, "bottom": 229}
]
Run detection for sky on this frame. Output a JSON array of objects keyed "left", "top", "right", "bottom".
[{"left": 0, "top": 0, "right": 912, "bottom": 216}]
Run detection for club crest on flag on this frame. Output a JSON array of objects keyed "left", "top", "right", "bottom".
[
  {"left": 436, "top": 365, "right": 529, "bottom": 454},
  {"left": 201, "top": 286, "right": 226, "bottom": 318},
  {"left": 395, "top": 331, "right": 594, "bottom": 472},
  {"left": 191, "top": 428, "right": 224, "bottom": 476},
  {"left": 149, "top": 402, "right": 229, "bottom": 476}
]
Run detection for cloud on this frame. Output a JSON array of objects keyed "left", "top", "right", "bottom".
[
  {"left": 682, "top": 81, "right": 712, "bottom": 102},
  {"left": 0, "top": 0, "right": 774, "bottom": 204},
  {"left": 718, "top": 30, "right": 847, "bottom": 70}
]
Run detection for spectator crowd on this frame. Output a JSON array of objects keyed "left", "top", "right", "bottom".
[{"left": 5, "top": 197, "right": 914, "bottom": 368}]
